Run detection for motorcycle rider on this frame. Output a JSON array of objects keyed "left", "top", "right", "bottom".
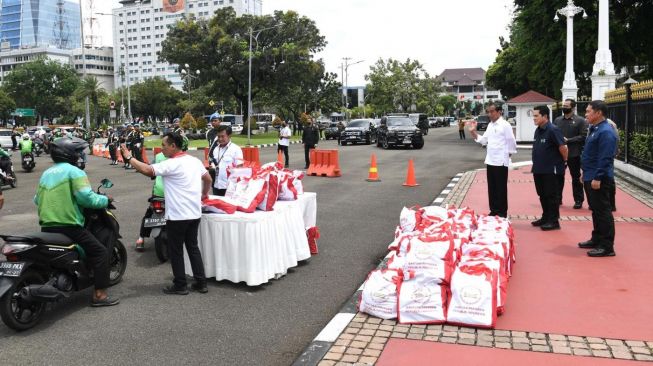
[
  {"left": 19, "top": 133, "right": 33, "bottom": 158},
  {"left": 135, "top": 150, "right": 167, "bottom": 251},
  {"left": 106, "top": 127, "right": 119, "bottom": 165},
  {"left": 0, "top": 146, "right": 13, "bottom": 183},
  {"left": 33, "top": 137, "right": 119, "bottom": 307}
]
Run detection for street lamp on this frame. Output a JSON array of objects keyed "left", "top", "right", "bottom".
[
  {"left": 246, "top": 23, "right": 283, "bottom": 146},
  {"left": 78, "top": 0, "right": 90, "bottom": 129},
  {"left": 97, "top": 11, "right": 132, "bottom": 122},
  {"left": 180, "top": 64, "right": 200, "bottom": 110},
  {"left": 555, "top": 0, "right": 588, "bottom": 101}
]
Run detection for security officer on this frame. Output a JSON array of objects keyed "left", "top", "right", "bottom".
[
  {"left": 106, "top": 127, "right": 119, "bottom": 165},
  {"left": 206, "top": 114, "right": 222, "bottom": 145},
  {"left": 130, "top": 125, "right": 145, "bottom": 163},
  {"left": 553, "top": 99, "right": 588, "bottom": 209}
]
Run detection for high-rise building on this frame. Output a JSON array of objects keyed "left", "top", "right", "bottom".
[
  {"left": 0, "top": 0, "right": 81, "bottom": 51},
  {"left": 112, "top": 0, "right": 262, "bottom": 91}
]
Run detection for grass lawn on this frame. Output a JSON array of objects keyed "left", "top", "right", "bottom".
[{"left": 144, "top": 132, "right": 301, "bottom": 149}]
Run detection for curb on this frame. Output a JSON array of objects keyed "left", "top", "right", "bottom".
[{"left": 292, "top": 172, "right": 465, "bottom": 366}]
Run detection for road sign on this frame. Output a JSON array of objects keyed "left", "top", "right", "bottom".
[
  {"left": 110, "top": 100, "right": 116, "bottom": 109},
  {"left": 110, "top": 110, "right": 117, "bottom": 119},
  {"left": 208, "top": 100, "right": 215, "bottom": 107},
  {"left": 11, "top": 108, "right": 35, "bottom": 117}
]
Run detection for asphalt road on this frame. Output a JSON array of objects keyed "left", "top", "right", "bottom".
[{"left": 0, "top": 127, "right": 530, "bottom": 365}]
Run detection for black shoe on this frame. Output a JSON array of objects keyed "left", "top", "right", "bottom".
[
  {"left": 540, "top": 222, "right": 561, "bottom": 231},
  {"left": 578, "top": 240, "right": 597, "bottom": 249},
  {"left": 91, "top": 295, "right": 120, "bottom": 307},
  {"left": 587, "top": 248, "right": 615, "bottom": 257},
  {"left": 573, "top": 202, "right": 583, "bottom": 209},
  {"left": 191, "top": 283, "right": 208, "bottom": 293},
  {"left": 162, "top": 285, "right": 189, "bottom": 295},
  {"left": 531, "top": 218, "right": 545, "bottom": 227}
]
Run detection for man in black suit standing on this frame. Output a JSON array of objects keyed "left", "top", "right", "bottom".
[{"left": 302, "top": 118, "right": 320, "bottom": 169}]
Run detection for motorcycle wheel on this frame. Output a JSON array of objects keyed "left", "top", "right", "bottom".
[
  {"left": 108, "top": 240, "right": 127, "bottom": 286},
  {"left": 9, "top": 171, "right": 17, "bottom": 188},
  {"left": 154, "top": 230, "right": 169, "bottom": 263},
  {"left": 0, "top": 270, "right": 46, "bottom": 331}
]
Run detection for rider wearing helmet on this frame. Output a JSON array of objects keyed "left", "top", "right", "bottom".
[
  {"left": 34, "top": 137, "right": 119, "bottom": 307},
  {"left": 19, "top": 133, "right": 33, "bottom": 155},
  {"left": 171, "top": 118, "right": 189, "bottom": 151}
]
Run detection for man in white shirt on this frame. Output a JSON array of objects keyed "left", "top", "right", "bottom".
[
  {"left": 278, "top": 121, "right": 291, "bottom": 168},
  {"left": 209, "top": 125, "right": 243, "bottom": 196},
  {"left": 468, "top": 102, "right": 517, "bottom": 218},
  {"left": 120, "top": 133, "right": 212, "bottom": 295}
]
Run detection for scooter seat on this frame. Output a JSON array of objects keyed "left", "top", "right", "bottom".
[{"left": 1, "top": 232, "right": 74, "bottom": 245}]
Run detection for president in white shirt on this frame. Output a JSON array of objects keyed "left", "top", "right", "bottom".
[
  {"left": 209, "top": 125, "right": 243, "bottom": 196},
  {"left": 468, "top": 102, "right": 517, "bottom": 218}
]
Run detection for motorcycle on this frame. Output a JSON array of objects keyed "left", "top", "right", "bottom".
[
  {"left": 0, "top": 156, "right": 16, "bottom": 189},
  {"left": 21, "top": 152, "right": 35, "bottom": 172},
  {"left": 0, "top": 179, "right": 127, "bottom": 331},
  {"left": 144, "top": 196, "right": 168, "bottom": 263},
  {"left": 33, "top": 138, "right": 44, "bottom": 157}
]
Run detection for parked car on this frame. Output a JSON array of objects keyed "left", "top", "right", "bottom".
[
  {"left": 475, "top": 115, "right": 490, "bottom": 131},
  {"left": 340, "top": 119, "right": 377, "bottom": 145},
  {"left": 445, "top": 117, "right": 456, "bottom": 126},
  {"left": 428, "top": 117, "right": 448, "bottom": 128},
  {"left": 0, "top": 129, "right": 13, "bottom": 149},
  {"left": 324, "top": 122, "right": 342, "bottom": 140},
  {"left": 377, "top": 116, "right": 424, "bottom": 149}
]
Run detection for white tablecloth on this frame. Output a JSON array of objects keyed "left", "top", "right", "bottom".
[{"left": 184, "top": 192, "right": 317, "bottom": 286}]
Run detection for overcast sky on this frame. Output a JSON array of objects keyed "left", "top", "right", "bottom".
[{"left": 99, "top": 0, "right": 514, "bottom": 85}]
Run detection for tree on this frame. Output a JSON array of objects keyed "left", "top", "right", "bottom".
[
  {"left": 487, "top": 0, "right": 653, "bottom": 99},
  {"left": 77, "top": 76, "right": 105, "bottom": 128},
  {"left": 437, "top": 95, "right": 457, "bottom": 116},
  {"left": 130, "top": 77, "right": 185, "bottom": 122},
  {"left": 416, "top": 77, "right": 443, "bottom": 115},
  {"left": 365, "top": 58, "right": 433, "bottom": 113},
  {"left": 0, "top": 90, "right": 16, "bottom": 123},
  {"left": 1, "top": 58, "right": 79, "bottom": 122},
  {"left": 159, "top": 8, "right": 327, "bottom": 124}
]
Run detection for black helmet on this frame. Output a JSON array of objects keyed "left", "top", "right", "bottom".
[{"left": 50, "top": 137, "right": 88, "bottom": 166}]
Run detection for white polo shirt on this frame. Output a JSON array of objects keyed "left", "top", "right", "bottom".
[
  {"left": 474, "top": 117, "right": 517, "bottom": 167},
  {"left": 278, "top": 126, "right": 291, "bottom": 147},
  {"left": 211, "top": 142, "right": 243, "bottom": 189},
  {"left": 151, "top": 154, "right": 208, "bottom": 220}
]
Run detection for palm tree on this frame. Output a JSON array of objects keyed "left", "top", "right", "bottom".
[{"left": 79, "top": 76, "right": 105, "bottom": 128}]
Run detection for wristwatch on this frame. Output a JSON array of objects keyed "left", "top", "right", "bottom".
[{"left": 125, "top": 155, "right": 133, "bottom": 162}]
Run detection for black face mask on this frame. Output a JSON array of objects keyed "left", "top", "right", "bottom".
[{"left": 562, "top": 107, "right": 572, "bottom": 114}]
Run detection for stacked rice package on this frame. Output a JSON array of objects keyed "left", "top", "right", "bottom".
[{"left": 359, "top": 205, "right": 515, "bottom": 328}]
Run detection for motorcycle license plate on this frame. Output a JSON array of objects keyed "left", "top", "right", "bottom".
[
  {"left": 403, "top": 138, "right": 412, "bottom": 144},
  {"left": 23, "top": 157, "right": 32, "bottom": 162},
  {"left": 144, "top": 217, "right": 166, "bottom": 228},
  {"left": 0, "top": 262, "right": 26, "bottom": 277}
]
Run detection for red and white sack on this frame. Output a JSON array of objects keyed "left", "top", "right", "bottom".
[
  {"left": 397, "top": 274, "right": 448, "bottom": 324},
  {"left": 358, "top": 269, "right": 409, "bottom": 320},
  {"left": 458, "top": 258, "right": 509, "bottom": 316},
  {"left": 306, "top": 226, "right": 320, "bottom": 255},
  {"left": 226, "top": 177, "right": 268, "bottom": 213},
  {"left": 256, "top": 170, "right": 279, "bottom": 211},
  {"left": 277, "top": 173, "right": 298, "bottom": 201},
  {"left": 403, "top": 236, "right": 455, "bottom": 284},
  {"left": 388, "top": 231, "right": 414, "bottom": 255},
  {"left": 386, "top": 252, "right": 405, "bottom": 271},
  {"left": 291, "top": 170, "right": 305, "bottom": 195},
  {"left": 202, "top": 195, "right": 238, "bottom": 214},
  {"left": 226, "top": 166, "right": 255, "bottom": 181},
  {"left": 448, "top": 207, "right": 477, "bottom": 229},
  {"left": 399, "top": 206, "right": 423, "bottom": 233},
  {"left": 446, "top": 263, "right": 498, "bottom": 328},
  {"left": 421, "top": 205, "right": 448, "bottom": 222}
]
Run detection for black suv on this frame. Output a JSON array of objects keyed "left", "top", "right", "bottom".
[
  {"left": 377, "top": 116, "right": 424, "bottom": 149},
  {"left": 340, "top": 119, "right": 377, "bottom": 145},
  {"left": 475, "top": 115, "right": 490, "bottom": 131},
  {"left": 324, "top": 122, "right": 342, "bottom": 140}
]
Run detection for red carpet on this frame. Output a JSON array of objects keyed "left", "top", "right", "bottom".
[
  {"left": 377, "top": 339, "right": 642, "bottom": 366},
  {"left": 459, "top": 168, "right": 653, "bottom": 341}
]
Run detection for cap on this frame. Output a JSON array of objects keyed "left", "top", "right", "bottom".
[{"left": 210, "top": 113, "right": 221, "bottom": 121}]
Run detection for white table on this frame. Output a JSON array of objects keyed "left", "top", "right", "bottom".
[{"left": 184, "top": 192, "right": 317, "bottom": 286}]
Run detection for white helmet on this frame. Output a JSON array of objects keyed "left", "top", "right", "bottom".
[{"left": 22, "top": 133, "right": 30, "bottom": 140}]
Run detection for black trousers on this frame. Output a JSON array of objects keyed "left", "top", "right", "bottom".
[
  {"left": 108, "top": 145, "right": 117, "bottom": 162},
  {"left": 557, "top": 156, "right": 584, "bottom": 204},
  {"left": 139, "top": 206, "right": 154, "bottom": 238},
  {"left": 42, "top": 226, "right": 110, "bottom": 289},
  {"left": 166, "top": 219, "right": 206, "bottom": 288},
  {"left": 459, "top": 130, "right": 465, "bottom": 140},
  {"left": 278, "top": 145, "right": 289, "bottom": 167},
  {"left": 584, "top": 179, "right": 615, "bottom": 251},
  {"left": 131, "top": 144, "right": 142, "bottom": 162},
  {"left": 486, "top": 165, "right": 508, "bottom": 218},
  {"left": 304, "top": 144, "right": 315, "bottom": 168},
  {"left": 212, "top": 188, "right": 226, "bottom": 196},
  {"left": 534, "top": 173, "right": 560, "bottom": 223}
]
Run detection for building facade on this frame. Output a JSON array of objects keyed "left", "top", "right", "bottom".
[
  {"left": 72, "top": 47, "right": 115, "bottom": 92},
  {"left": 112, "top": 0, "right": 262, "bottom": 91},
  {"left": 0, "top": 46, "right": 71, "bottom": 84},
  {"left": 0, "top": 0, "right": 81, "bottom": 50},
  {"left": 438, "top": 67, "right": 502, "bottom": 102}
]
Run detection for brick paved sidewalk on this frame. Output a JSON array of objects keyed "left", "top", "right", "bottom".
[{"left": 302, "top": 167, "right": 653, "bottom": 366}]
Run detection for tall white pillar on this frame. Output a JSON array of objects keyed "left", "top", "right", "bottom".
[
  {"left": 591, "top": 0, "right": 617, "bottom": 100},
  {"left": 556, "top": 0, "right": 586, "bottom": 101}
]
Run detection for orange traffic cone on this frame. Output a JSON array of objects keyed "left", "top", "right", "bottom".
[
  {"left": 365, "top": 154, "right": 381, "bottom": 182},
  {"left": 141, "top": 147, "right": 150, "bottom": 164},
  {"left": 402, "top": 159, "right": 419, "bottom": 187},
  {"left": 277, "top": 150, "right": 283, "bottom": 164}
]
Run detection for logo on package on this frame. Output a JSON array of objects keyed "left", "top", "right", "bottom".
[{"left": 459, "top": 286, "right": 482, "bottom": 305}]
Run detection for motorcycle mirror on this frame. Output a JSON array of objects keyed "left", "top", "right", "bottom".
[{"left": 100, "top": 178, "right": 114, "bottom": 189}]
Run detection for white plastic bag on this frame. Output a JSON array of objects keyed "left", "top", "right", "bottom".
[
  {"left": 446, "top": 263, "right": 497, "bottom": 328},
  {"left": 359, "top": 269, "right": 407, "bottom": 320},
  {"left": 398, "top": 274, "right": 448, "bottom": 324}
]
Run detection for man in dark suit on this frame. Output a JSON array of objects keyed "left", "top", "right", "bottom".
[
  {"left": 553, "top": 99, "right": 588, "bottom": 209},
  {"left": 302, "top": 118, "right": 320, "bottom": 169}
]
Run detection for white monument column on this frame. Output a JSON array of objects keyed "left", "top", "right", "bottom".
[
  {"left": 591, "top": 0, "right": 617, "bottom": 100},
  {"left": 555, "top": 0, "right": 587, "bottom": 101}
]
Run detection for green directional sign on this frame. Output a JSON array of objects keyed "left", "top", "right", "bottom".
[{"left": 12, "top": 108, "right": 36, "bottom": 117}]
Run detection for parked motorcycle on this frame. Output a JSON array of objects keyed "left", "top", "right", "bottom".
[
  {"left": 0, "top": 156, "right": 16, "bottom": 189},
  {"left": 0, "top": 179, "right": 127, "bottom": 331},
  {"left": 144, "top": 196, "right": 168, "bottom": 263},
  {"left": 21, "top": 152, "right": 35, "bottom": 172}
]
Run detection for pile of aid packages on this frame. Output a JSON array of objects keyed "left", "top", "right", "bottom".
[{"left": 358, "top": 205, "right": 515, "bottom": 328}]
